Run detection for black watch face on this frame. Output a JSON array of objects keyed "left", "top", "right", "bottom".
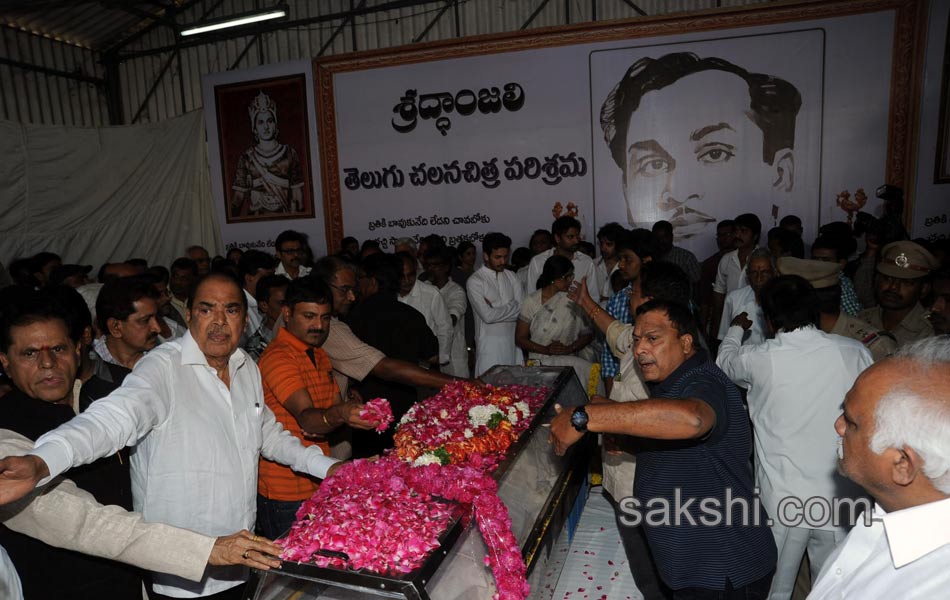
[{"left": 571, "top": 406, "right": 588, "bottom": 431}]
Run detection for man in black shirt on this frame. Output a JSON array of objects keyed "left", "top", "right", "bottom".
[
  {"left": 550, "top": 298, "right": 775, "bottom": 598},
  {"left": 346, "top": 254, "right": 438, "bottom": 457}
]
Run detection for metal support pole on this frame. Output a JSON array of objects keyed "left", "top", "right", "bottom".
[
  {"left": 102, "top": 52, "right": 124, "bottom": 125},
  {"left": 618, "top": 0, "right": 647, "bottom": 16},
  {"left": 130, "top": 51, "right": 177, "bottom": 123},
  {"left": 413, "top": 1, "right": 452, "bottom": 43},
  {"left": 176, "top": 46, "right": 186, "bottom": 114},
  {"left": 520, "top": 0, "right": 552, "bottom": 30},
  {"left": 318, "top": 0, "right": 367, "bottom": 56},
  {"left": 453, "top": 0, "right": 461, "bottom": 37}
]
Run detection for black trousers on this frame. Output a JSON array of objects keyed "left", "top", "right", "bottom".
[{"left": 608, "top": 493, "right": 674, "bottom": 600}]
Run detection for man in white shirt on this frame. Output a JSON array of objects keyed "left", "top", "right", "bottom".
[
  {"left": 396, "top": 252, "right": 453, "bottom": 367},
  {"left": 526, "top": 216, "right": 596, "bottom": 294},
  {"left": 716, "top": 248, "right": 776, "bottom": 347},
  {"left": 711, "top": 212, "right": 760, "bottom": 341},
  {"left": 467, "top": 232, "right": 525, "bottom": 376},
  {"left": 717, "top": 274, "right": 873, "bottom": 600},
  {"left": 423, "top": 247, "right": 470, "bottom": 378},
  {"left": 237, "top": 250, "right": 277, "bottom": 340},
  {"left": 274, "top": 230, "right": 312, "bottom": 279},
  {"left": 0, "top": 273, "right": 340, "bottom": 599},
  {"left": 809, "top": 336, "right": 950, "bottom": 599}
]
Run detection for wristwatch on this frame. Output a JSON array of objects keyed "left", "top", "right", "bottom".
[{"left": 570, "top": 406, "right": 589, "bottom": 432}]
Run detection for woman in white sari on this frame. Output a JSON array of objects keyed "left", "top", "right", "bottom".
[{"left": 515, "top": 255, "right": 596, "bottom": 387}]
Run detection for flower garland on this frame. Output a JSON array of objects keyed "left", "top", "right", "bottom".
[
  {"left": 394, "top": 381, "right": 547, "bottom": 469},
  {"left": 278, "top": 382, "right": 549, "bottom": 600}
]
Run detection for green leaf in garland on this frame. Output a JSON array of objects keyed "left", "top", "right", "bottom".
[
  {"left": 433, "top": 447, "right": 451, "bottom": 465},
  {"left": 487, "top": 412, "right": 506, "bottom": 429}
]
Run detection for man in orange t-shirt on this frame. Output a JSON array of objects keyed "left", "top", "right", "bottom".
[{"left": 256, "top": 277, "right": 378, "bottom": 538}]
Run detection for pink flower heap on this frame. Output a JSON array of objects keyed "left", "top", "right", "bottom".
[
  {"left": 280, "top": 457, "right": 454, "bottom": 574},
  {"left": 359, "top": 397, "right": 394, "bottom": 432},
  {"left": 279, "top": 382, "right": 549, "bottom": 600}
]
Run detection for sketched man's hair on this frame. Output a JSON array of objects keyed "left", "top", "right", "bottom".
[{"left": 601, "top": 52, "right": 802, "bottom": 171}]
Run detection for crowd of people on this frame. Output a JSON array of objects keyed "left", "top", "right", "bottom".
[{"left": 0, "top": 208, "right": 948, "bottom": 600}]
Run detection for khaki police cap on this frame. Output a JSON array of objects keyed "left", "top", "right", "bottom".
[
  {"left": 776, "top": 257, "right": 841, "bottom": 289},
  {"left": 876, "top": 241, "right": 939, "bottom": 279}
]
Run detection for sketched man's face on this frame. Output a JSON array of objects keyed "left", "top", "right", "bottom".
[{"left": 622, "top": 70, "right": 790, "bottom": 240}]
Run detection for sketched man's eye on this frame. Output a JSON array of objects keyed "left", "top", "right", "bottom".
[{"left": 697, "top": 145, "right": 735, "bottom": 165}]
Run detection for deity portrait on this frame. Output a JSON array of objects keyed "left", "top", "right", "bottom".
[{"left": 215, "top": 74, "right": 314, "bottom": 223}]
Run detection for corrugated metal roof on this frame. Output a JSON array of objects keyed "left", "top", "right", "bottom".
[
  {"left": 0, "top": 0, "right": 773, "bottom": 126},
  {"left": 0, "top": 0, "right": 179, "bottom": 50}
]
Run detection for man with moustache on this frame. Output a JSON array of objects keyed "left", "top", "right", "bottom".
[
  {"left": 809, "top": 337, "right": 950, "bottom": 599},
  {"left": 92, "top": 277, "right": 163, "bottom": 383},
  {"left": 0, "top": 291, "right": 141, "bottom": 598},
  {"left": 526, "top": 216, "right": 597, "bottom": 293},
  {"left": 551, "top": 296, "right": 776, "bottom": 597},
  {"left": 0, "top": 273, "right": 341, "bottom": 599},
  {"left": 858, "top": 241, "right": 939, "bottom": 346},
  {"left": 256, "top": 278, "right": 376, "bottom": 538}
]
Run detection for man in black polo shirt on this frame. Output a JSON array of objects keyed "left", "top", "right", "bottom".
[{"left": 551, "top": 298, "right": 775, "bottom": 598}]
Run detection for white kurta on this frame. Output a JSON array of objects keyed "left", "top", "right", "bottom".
[
  {"left": 716, "top": 325, "right": 873, "bottom": 532},
  {"left": 435, "top": 280, "right": 469, "bottom": 378},
  {"left": 717, "top": 285, "right": 766, "bottom": 345},
  {"left": 466, "top": 266, "right": 524, "bottom": 376}
]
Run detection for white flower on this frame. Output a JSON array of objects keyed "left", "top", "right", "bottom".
[
  {"left": 413, "top": 453, "right": 441, "bottom": 467},
  {"left": 440, "top": 409, "right": 449, "bottom": 419},
  {"left": 463, "top": 429, "right": 474, "bottom": 439},
  {"left": 468, "top": 404, "right": 503, "bottom": 427},
  {"left": 506, "top": 408, "right": 519, "bottom": 425},
  {"left": 515, "top": 401, "right": 530, "bottom": 418}
]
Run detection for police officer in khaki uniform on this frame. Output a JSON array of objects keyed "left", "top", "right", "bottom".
[
  {"left": 858, "top": 241, "right": 938, "bottom": 347},
  {"left": 777, "top": 257, "right": 897, "bottom": 362}
]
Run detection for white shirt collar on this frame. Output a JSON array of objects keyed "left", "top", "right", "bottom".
[
  {"left": 880, "top": 498, "right": 950, "bottom": 568},
  {"left": 179, "top": 330, "right": 247, "bottom": 372}
]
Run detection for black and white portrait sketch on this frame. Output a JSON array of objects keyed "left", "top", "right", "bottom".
[{"left": 591, "top": 32, "right": 823, "bottom": 255}]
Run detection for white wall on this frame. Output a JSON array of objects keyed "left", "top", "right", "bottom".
[{"left": 911, "top": 0, "right": 950, "bottom": 241}]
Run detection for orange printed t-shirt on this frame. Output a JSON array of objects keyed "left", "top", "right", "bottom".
[{"left": 257, "top": 326, "right": 339, "bottom": 501}]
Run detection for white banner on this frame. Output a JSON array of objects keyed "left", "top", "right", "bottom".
[{"left": 327, "top": 6, "right": 901, "bottom": 260}]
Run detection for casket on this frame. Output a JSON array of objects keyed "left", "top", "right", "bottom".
[{"left": 245, "top": 365, "right": 592, "bottom": 600}]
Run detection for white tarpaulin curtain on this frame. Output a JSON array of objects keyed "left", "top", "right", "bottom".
[{"left": 0, "top": 111, "right": 221, "bottom": 270}]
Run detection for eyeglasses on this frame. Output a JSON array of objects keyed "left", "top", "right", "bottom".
[
  {"left": 279, "top": 246, "right": 305, "bottom": 255},
  {"left": 329, "top": 283, "right": 358, "bottom": 296}
]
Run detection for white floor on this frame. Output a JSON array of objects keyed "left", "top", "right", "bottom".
[{"left": 549, "top": 487, "right": 643, "bottom": 600}]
